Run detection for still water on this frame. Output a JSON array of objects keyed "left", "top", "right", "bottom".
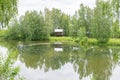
[{"left": 0, "top": 41, "right": 120, "bottom": 80}]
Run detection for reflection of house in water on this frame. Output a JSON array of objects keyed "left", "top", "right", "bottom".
[
  {"left": 54, "top": 42, "right": 63, "bottom": 52},
  {"left": 72, "top": 47, "right": 79, "bottom": 51}
]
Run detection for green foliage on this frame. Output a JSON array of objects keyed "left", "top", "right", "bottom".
[
  {"left": 2, "top": 1, "right": 120, "bottom": 43},
  {"left": 92, "top": 0, "right": 111, "bottom": 43},
  {"left": 73, "top": 27, "right": 87, "bottom": 43},
  {"left": 60, "top": 13, "right": 70, "bottom": 36},
  {"left": 88, "top": 38, "right": 120, "bottom": 46},
  {"left": 44, "top": 8, "right": 71, "bottom": 36},
  {"left": 51, "top": 8, "right": 62, "bottom": 28},
  {"left": 77, "top": 4, "right": 93, "bottom": 37},
  {"left": 111, "top": 21, "right": 120, "bottom": 38},
  {"left": 0, "top": 0, "right": 18, "bottom": 28},
  {"left": 107, "top": 39, "right": 120, "bottom": 45},
  {"left": 78, "top": 27, "right": 86, "bottom": 39},
  {"left": 20, "top": 11, "right": 49, "bottom": 41},
  {"left": 80, "top": 37, "right": 88, "bottom": 45},
  {"left": 70, "top": 4, "right": 94, "bottom": 39},
  {"left": 109, "top": 0, "right": 120, "bottom": 38},
  {"left": 0, "top": 50, "right": 20, "bottom": 80},
  {"left": 88, "top": 38, "right": 97, "bottom": 45},
  {"left": 5, "top": 11, "right": 50, "bottom": 41},
  {"left": 44, "top": 8, "right": 53, "bottom": 35},
  {"left": 5, "top": 19, "right": 21, "bottom": 40},
  {"left": 0, "top": 30, "right": 6, "bottom": 37},
  {"left": 50, "top": 37, "right": 73, "bottom": 42},
  {"left": 70, "top": 14, "right": 79, "bottom": 38},
  {"left": 111, "top": 0, "right": 120, "bottom": 28}
]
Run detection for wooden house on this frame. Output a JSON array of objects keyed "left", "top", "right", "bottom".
[{"left": 54, "top": 29, "right": 63, "bottom": 36}]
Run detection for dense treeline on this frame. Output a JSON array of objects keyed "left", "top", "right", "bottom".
[{"left": 2, "top": 0, "right": 120, "bottom": 42}]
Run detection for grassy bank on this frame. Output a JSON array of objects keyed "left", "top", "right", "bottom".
[
  {"left": 0, "top": 30, "right": 6, "bottom": 37},
  {"left": 1, "top": 33, "right": 120, "bottom": 46},
  {"left": 107, "top": 39, "right": 120, "bottom": 46},
  {"left": 88, "top": 38, "right": 120, "bottom": 46},
  {"left": 50, "top": 37, "right": 73, "bottom": 42},
  {"left": 50, "top": 37, "right": 120, "bottom": 46}
]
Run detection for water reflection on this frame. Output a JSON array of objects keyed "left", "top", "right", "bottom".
[
  {"left": 17, "top": 43, "right": 120, "bottom": 80},
  {"left": 54, "top": 42, "right": 63, "bottom": 52},
  {"left": 0, "top": 41, "right": 120, "bottom": 80}
]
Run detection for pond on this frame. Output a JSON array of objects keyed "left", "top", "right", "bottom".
[{"left": 0, "top": 41, "right": 120, "bottom": 80}]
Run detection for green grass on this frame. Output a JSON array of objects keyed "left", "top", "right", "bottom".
[
  {"left": 0, "top": 30, "right": 7, "bottom": 41},
  {"left": 88, "top": 38, "right": 97, "bottom": 45},
  {"left": 88, "top": 38, "right": 120, "bottom": 46},
  {"left": 50, "top": 37, "right": 120, "bottom": 46},
  {"left": 50, "top": 36, "right": 73, "bottom": 42},
  {"left": 107, "top": 38, "right": 120, "bottom": 46},
  {"left": 0, "top": 30, "right": 6, "bottom": 37}
]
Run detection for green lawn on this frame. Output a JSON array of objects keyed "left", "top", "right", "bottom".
[
  {"left": 107, "top": 39, "right": 120, "bottom": 46},
  {"left": 50, "top": 37, "right": 120, "bottom": 46},
  {"left": 0, "top": 30, "right": 6, "bottom": 37},
  {"left": 50, "top": 36, "right": 73, "bottom": 42}
]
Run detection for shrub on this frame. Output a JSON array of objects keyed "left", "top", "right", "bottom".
[
  {"left": 5, "top": 11, "right": 50, "bottom": 41},
  {"left": 0, "top": 30, "right": 7, "bottom": 37},
  {"left": 0, "top": 51, "right": 22, "bottom": 80}
]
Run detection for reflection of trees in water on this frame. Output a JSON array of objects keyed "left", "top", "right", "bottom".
[
  {"left": 111, "top": 47, "right": 120, "bottom": 65},
  {"left": 18, "top": 44, "right": 120, "bottom": 80},
  {"left": 18, "top": 44, "right": 72, "bottom": 71},
  {"left": 75, "top": 46, "right": 120, "bottom": 80},
  {"left": 84, "top": 47, "right": 112, "bottom": 80}
]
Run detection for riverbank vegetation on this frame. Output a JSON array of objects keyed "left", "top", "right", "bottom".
[
  {"left": 0, "top": 50, "right": 23, "bottom": 80},
  {"left": 0, "top": 0, "right": 120, "bottom": 44},
  {"left": 0, "top": 0, "right": 120, "bottom": 79},
  {"left": 50, "top": 37, "right": 120, "bottom": 46}
]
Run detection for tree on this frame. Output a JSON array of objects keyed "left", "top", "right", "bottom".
[
  {"left": 77, "top": 4, "right": 93, "bottom": 37},
  {"left": 0, "top": 0, "right": 18, "bottom": 29},
  {"left": 92, "top": 0, "right": 111, "bottom": 43},
  {"left": 51, "top": 8, "right": 62, "bottom": 29},
  {"left": 60, "top": 13, "right": 70, "bottom": 36},
  {"left": 6, "top": 10, "right": 50, "bottom": 41},
  {"left": 44, "top": 8, "right": 53, "bottom": 35},
  {"left": 111, "top": 0, "right": 120, "bottom": 28},
  {"left": 50, "top": 8, "right": 71, "bottom": 36},
  {"left": 85, "top": 7, "right": 94, "bottom": 37},
  {"left": 70, "top": 12, "right": 79, "bottom": 38},
  {"left": 110, "top": 0, "right": 120, "bottom": 38},
  {"left": 20, "top": 11, "right": 49, "bottom": 41}
]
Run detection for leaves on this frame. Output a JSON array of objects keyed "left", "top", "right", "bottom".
[
  {"left": 0, "top": 50, "right": 20, "bottom": 80},
  {"left": 92, "top": 0, "right": 111, "bottom": 43},
  {"left": 0, "top": 0, "right": 18, "bottom": 28}
]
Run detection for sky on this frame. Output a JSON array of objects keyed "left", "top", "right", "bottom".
[{"left": 18, "top": 0, "right": 96, "bottom": 16}]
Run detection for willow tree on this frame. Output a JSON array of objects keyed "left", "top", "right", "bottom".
[
  {"left": 112, "top": 0, "right": 120, "bottom": 27},
  {"left": 110, "top": 0, "right": 120, "bottom": 38},
  {"left": 0, "top": 0, "right": 18, "bottom": 29},
  {"left": 77, "top": 4, "right": 93, "bottom": 37},
  {"left": 92, "top": 0, "right": 112, "bottom": 43}
]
